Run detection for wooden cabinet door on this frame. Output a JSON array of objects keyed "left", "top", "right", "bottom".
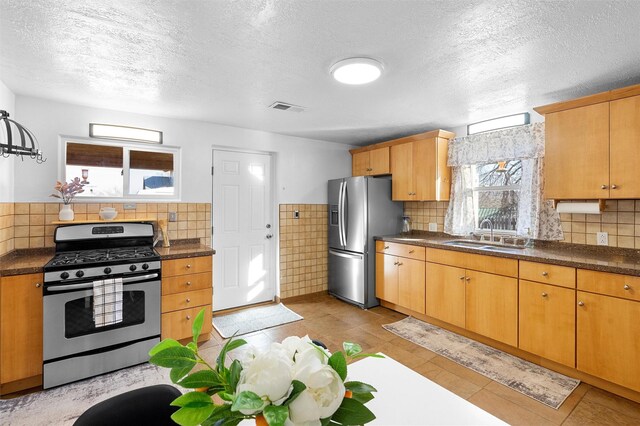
[
  {"left": 369, "top": 147, "right": 390, "bottom": 175},
  {"left": 425, "top": 262, "right": 465, "bottom": 328},
  {"left": 414, "top": 138, "right": 436, "bottom": 201},
  {"left": 610, "top": 95, "right": 640, "bottom": 198},
  {"left": 577, "top": 291, "right": 640, "bottom": 392},
  {"left": 352, "top": 151, "right": 369, "bottom": 176},
  {"left": 0, "top": 274, "right": 43, "bottom": 386},
  {"left": 544, "top": 102, "right": 610, "bottom": 199},
  {"left": 375, "top": 253, "right": 398, "bottom": 304},
  {"left": 398, "top": 257, "right": 425, "bottom": 314},
  {"left": 465, "top": 270, "right": 518, "bottom": 346},
  {"left": 391, "top": 142, "right": 414, "bottom": 200},
  {"left": 519, "top": 280, "right": 575, "bottom": 367}
]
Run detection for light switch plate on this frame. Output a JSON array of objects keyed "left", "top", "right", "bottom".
[
  {"left": 168, "top": 211, "right": 177, "bottom": 222},
  {"left": 596, "top": 232, "right": 608, "bottom": 246},
  {"left": 428, "top": 223, "right": 437, "bottom": 232}
]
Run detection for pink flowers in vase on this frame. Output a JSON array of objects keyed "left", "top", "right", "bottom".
[{"left": 51, "top": 177, "right": 85, "bottom": 204}]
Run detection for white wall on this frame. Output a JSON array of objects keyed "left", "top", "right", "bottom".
[
  {"left": 0, "top": 80, "right": 16, "bottom": 202},
  {"left": 14, "top": 96, "right": 353, "bottom": 204}
]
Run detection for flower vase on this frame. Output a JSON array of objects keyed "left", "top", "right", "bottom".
[{"left": 59, "top": 204, "right": 74, "bottom": 221}]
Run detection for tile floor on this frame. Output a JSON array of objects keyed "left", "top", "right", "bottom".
[{"left": 201, "top": 293, "right": 640, "bottom": 426}]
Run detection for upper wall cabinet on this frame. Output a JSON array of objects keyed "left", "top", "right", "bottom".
[
  {"left": 351, "top": 146, "right": 390, "bottom": 176},
  {"left": 350, "top": 130, "right": 454, "bottom": 201},
  {"left": 535, "top": 83, "right": 640, "bottom": 200}
]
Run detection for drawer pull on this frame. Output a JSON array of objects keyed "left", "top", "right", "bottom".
[
  {"left": 541, "top": 271, "right": 548, "bottom": 277},
  {"left": 35, "top": 283, "right": 41, "bottom": 288},
  {"left": 408, "top": 250, "right": 415, "bottom": 254},
  {"left": 186, "top": 264, "right": 192, "bottom": 269},
  {"left": 393, "top": 261, "right": 399, "bottom": 265},
  {"left": 578, "top": 301, "right": 584, "bottom": 307},
  {"left": 186, "top": 298, "right": 191, "bottom": 303},
  {"left": 624, "top": 284, "right": 631, "bottom": 290},
  {"left": 186, "top": 281, "right": 192, "bottom": 286},
  {"left": 397, "top": 262, "right": 403, "bottom": 266},
  {"left": 384, "top": 245, "right": 389, "bottom": 250},
  {"left": 541, "top": 292, "right": 548, "bottom": 297},
  {"left": 186, "top": 315, "right": 191, "bottom": 320}
]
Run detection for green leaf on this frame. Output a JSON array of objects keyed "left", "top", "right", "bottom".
[
  {"left": 170, "top": 365, "right": 195, "bottom": 383},
  {"left": 344, "top": 381, "right": 377, "bottom": 393},
  {"left": 330, "top": 397, "right": 376, "bottom": 425},
  {"left": 216, "top": 337, "right": 247, "bottom": 371},
  {"left": 218, "top": 391, "right": 234, "bottom": 402},
  {"left": 230, "top": 390, "right": 264, "bottom": 412},
  {"left": 150, "top": 347, "right": 197, "bottom": 368},
  {"left": 342, "top": 342, "right": 362, "bottom": 357},
  {"left": 148, "top": 338, "right": 182, "bottom": 356},
  {"left": 178, "top": 370, "right": 223, "bottom": 388},
  {"left": 171, "top": 391, "right": 215, "bottom": 408},
  {"left": 171, "top": 405, "right": 216, "bottom": 426},
  {"left": 352, "top": 353, "right": 385, "bottom": 360},
  {"left": 228, "top": 359, "right": 242, "bottom": 390},
  {"left": 328, "top": 352, "right": 347, "bottom": 381},
  {"left": 263, "top": 405, "right": 289, "bottom": 426},
  {"left": 186, "top": 341, "right": 198, "bottom": 352},
  {"left": 201, "top": 405, "right": 245, "bottom": 425},
  {"left": 283, "top": 380, "right": 307, "bottom": 406},
  {"left": 350, "top": 392, "right": 374, "bottom": 404},
  {"left": 192, "top": 308, "right": 206, "bottom": 344}
]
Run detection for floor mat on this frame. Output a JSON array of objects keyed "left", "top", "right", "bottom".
[
  {"left": 212, "top": 303, "right": 303, "bottom": 338},
  {"left": 383, "top": 317, "right": 580, "bottom": 409}
]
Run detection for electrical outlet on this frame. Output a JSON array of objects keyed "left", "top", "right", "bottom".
[
  {"left": 597, "top": 232, "right": 608, "bottom": 246},
  {"left": 294, "top": 210, "right": 300, "bottom": 219},
  {"left": 168, "top": 211, "right": 177, "bottom": 222},
  {"left": 123, "top": 203, "right": 136, "bottom": 210},
  {"left": 428, "top": 223, "right": 437, "bottom": 232}
]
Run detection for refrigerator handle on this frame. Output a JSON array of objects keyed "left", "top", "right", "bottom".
[
  {"left": 329, "top": 249, "right": 363, "bottom": 260},
  {"left": 340, "top": 180, "right": 347, "bottom": 246},
  {"left": 338, "top": 180, "right": 345, "bottom": 247}
]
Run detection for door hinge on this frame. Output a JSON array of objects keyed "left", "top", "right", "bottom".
[{"left": 211, "top": 166, "right": 214, "bottom": 175}]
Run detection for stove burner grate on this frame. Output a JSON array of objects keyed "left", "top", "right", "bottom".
[{"left": 48, "top": 246, "right": 158, "bottom": 267}]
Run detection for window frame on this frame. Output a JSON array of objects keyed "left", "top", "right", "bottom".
[
  {"left": 471, "top": 162, "right": 522, "bottom": 235},
  {"left": 58, "top": 135, "right": 181, "bottom": 202}
]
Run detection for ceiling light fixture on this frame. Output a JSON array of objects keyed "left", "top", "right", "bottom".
[
  {"left": 467, "top": 113, "right": 530, "bottom": 135},
  {"left": 330, "top": 57, "right": 383, "bottom": 85},
  {"left": 0, "top": 110, "right": 46, "bottom": 163},
  {"left": 89, "top": 123, "right": 163, "bottom": 144}
]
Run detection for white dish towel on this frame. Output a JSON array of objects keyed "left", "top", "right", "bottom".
[{"left": 93, "top": 278, "right": 123, "bottom": 327}]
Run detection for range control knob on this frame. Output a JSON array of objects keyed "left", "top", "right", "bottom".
[
  {"left": 129, "top": 264, "right": 137, "bottom": 272},
  {"left": 60, "top": 272, "right": 70, "bottom": 280},
  {"left": 76, "top": 270, "right": 84, "bottom": 278},
  {"left": 104, "top": 267, "right": 112, "bottom": 274},
  {"left": 142, "top": 263, "right": 149, "bottom": 270}
]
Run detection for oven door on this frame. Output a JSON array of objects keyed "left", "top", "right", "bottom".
[{"left": 43, "top": 274, "right": 160, "bottom": 361}]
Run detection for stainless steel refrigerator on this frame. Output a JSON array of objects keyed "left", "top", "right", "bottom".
[{"left": 328, "top": 176, "right": 403, "bottom": 308}]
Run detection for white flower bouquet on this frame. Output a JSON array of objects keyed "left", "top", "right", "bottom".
[{"left": 149, "top": 309, "right": 381, "bottom": 426}]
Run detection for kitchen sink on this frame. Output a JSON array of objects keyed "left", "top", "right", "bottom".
[{"left": 442, "top": 239, "right": 526, "bottom": 252}]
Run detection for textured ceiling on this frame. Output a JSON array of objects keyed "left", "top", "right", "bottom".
[{"left": 1, "top": 0, "right": 640, "bottom": 145}]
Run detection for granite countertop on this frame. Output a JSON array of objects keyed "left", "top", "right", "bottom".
[
  {"left": 0, "top": 240, "right": 215, "bottom": 277},
  {"left": 376, "top": 232, "right": 640, "bottom": 277}
]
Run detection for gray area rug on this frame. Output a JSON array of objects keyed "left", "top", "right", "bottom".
[
  {"left": 212, "top": 303, "right": 303, "bottom": 338},
  {"left": 0, "top": 363, "right": 174, "bottom": 426},
  {"left": 383, "top": 317, "right": 580, "bottom": 409}
]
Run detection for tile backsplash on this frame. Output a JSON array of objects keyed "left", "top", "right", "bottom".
[
  {"left": 403, "top": 201, "right": 448, "bottom": 232},
  {"left": 279, "top": 204, "right": 328, "bottom": 299},
  {"left": 0, "top": 202, "right": 211, "bottom": 255}
]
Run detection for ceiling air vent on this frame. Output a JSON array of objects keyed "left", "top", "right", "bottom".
[{"left": 268, "top": 102, "right": 305, "bottom": 113}]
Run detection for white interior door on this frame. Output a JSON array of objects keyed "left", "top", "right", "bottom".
[{"left": 212, "top": 150, "right": 274, "bottom": 311}]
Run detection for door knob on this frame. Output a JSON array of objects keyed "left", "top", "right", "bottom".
[
  {"left": 266, "top": 224, "right": 271, "bottom": 229},
  {"left": 266, "top": 234, "right": 273, "bottom": 239}
]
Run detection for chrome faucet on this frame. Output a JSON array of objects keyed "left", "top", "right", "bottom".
[{"left": 479, "top": 218, "right": 494, "bottom": 242}]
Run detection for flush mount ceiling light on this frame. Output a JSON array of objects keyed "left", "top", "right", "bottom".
[
  {"left": 90, "top": 123, "right": 163, "bottom": 144},
  {"left": 330, "top": 57, "right": 383, "bottom": 85}
]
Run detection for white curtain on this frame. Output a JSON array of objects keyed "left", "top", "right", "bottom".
[{"left": 444, "top": 123, "right": 563, "bottom": 240}]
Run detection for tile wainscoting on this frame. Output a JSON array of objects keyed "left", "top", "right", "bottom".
[
  {"left": 0, "top": 202, "right": 212, "bottom": 256},
  {"left": 404, "top": 200, "right": 640, "bottom": 249},
  {"left": 279, "top": 204, "right": 328, "bottom": 299}
]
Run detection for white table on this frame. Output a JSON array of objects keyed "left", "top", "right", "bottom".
[{"left": 346, "top": 354, "right": 506, "bottom": 425}]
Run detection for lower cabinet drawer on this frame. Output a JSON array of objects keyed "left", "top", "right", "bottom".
[
  {"left": 162, "top": 288, "right": 212, "bottom": 313},
  {"left": 162, "top": 272, "right": 212, "bottom": 295},
  {"left": 161, "top": 306, "right": 212, "bottom": 341}
]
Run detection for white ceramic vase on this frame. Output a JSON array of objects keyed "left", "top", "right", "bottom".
[{"left": 59, "top": 204, "right": 74, "bottom": 221}]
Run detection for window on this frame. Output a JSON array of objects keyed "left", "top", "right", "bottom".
[
  {"left": 62, "top": 138, "right": 180, "bottom": 200},
  {"left": 472, "top": 160, "right": 522, "bottom": 232}
]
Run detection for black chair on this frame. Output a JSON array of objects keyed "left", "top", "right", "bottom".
[{"left": 74, "top": 384, "right": 181, "bottom": 426}]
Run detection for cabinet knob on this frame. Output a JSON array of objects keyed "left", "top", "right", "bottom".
[
  {"left": 465, "top": 277, "right": 471, "bottom": 282},
  {"left": 611, "top": 184, "right": 618, "bottom": 189},
  {"left": 393, "top": 261, "right": 399, "bottom": 265},
  {"left": 459, "top": 276, "right": 465, "bottom": 280},
  {"left": 384, "top": 245, "right": 389, "bottom": 250},
  {"left": 541, "top": 292, "right": 548, "bottom": 297},
  {"left": 541, "top": 271, "right": 548, "bottom": 277},
  {"left": 408, "top": 250, "right": 415, "bottom": 254},
  {"left": 397, "top": 262, "right": 403, "bottom": 266},
  {"left": 186, "top": 264, "right": 192, "bottom": 269},
  {"left": 186, "top": 315, "right": 191, "bottom": 320},
  {"left": 186, "top": 281, "right": 192, "bottom": 286},
  {"left": 578, "top": 301, "right": 584, "bottom": 306},
  {"left": 624, "top": 284, "right": 631, "bottom": 290},
  {"left": 186, "top": 298, "right": 191, "bottom": 303},
  {"left": 35, "top": 282, "right": 41, "bottom": 288},
  {"left": 601, "top": 184, "right": 608, "bottom": 190}
]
